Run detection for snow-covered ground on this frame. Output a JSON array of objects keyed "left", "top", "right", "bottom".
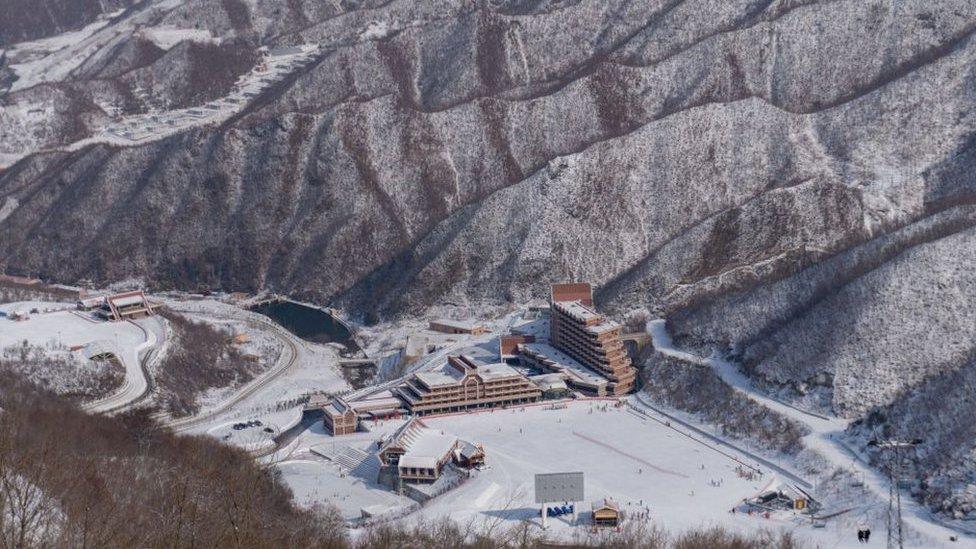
[
  {"left": 646, "top": 319, "right": 973, "bottom": 547},
  {"left": 177, "top": 311, "right": 285, "bottom": 411},
  {"left": 137, "top": 26, "right": 218, "bottom": 50},
  {"left": 4, "top": 17, "right": 116, "bottom": 93},
  {"left": 273, "top": 399, "right": 903, "bottom": 547},
  {"left": 162, "top": 298, "right": 350, "bottom": 437},
  {"left": 206, "top": 407, "right": 304, "bottom": 454},
  {"left": 0, "top": 302, "right": 160, "bottom": 411}
]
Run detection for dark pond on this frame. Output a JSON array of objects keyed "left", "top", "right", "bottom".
[{"left": 250, "top": 300, "right": 362, "bottom": 355}]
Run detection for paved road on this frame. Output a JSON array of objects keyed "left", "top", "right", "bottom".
[
  {"left": 83, "top": 316, "right": 163, "bottom": 414},
  {"left": 161, "top": 308, "right": 301, "bottom": 433}
]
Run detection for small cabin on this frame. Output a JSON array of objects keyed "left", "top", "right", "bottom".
[
  {"left": 591, "top": 498, "right": 621, "bottom": 527},
  {"left": 454, "top": 441, "right": 486, "bottom": 469}
]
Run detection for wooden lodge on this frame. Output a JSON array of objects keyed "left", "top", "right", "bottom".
[{"left": 591, "top": 498, "right": 621, "bottom": 527}]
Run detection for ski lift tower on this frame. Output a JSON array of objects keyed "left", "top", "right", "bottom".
[
  {"left": 868, "top": 438, "right": 922, "bottom": 549},
  {"left": 534, "top": 472, "right": 584, "bottom": 528}
]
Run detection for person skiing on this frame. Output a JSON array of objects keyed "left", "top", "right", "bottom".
[
  {"left": 857, "top": 529, "right": 864, "bottom": 543},
  {"left": 865, "top": 529, "right": 871, "bottom": 542}
]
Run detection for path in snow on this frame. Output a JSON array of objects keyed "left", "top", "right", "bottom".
[
  {"left": 646, "top": 319, "right": 975, "bottom": 546},
  {"left": 83, "top": 317, "right": 162, "bottom": 414}
]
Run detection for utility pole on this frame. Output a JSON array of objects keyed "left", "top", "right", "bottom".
[{"left": 869, "top": 438, "right": 922, "bottom": 549}]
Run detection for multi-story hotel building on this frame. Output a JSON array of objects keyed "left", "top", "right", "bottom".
[
  {"left": 549, "top": 284, "right": 636, "bottom": 395},
  {"left": 394, "top": 355, "right": 541, "bottom": 415}
]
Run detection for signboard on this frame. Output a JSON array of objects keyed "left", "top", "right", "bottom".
[{"left": 534, "top": 472, "right": 584, "bottom": 503}]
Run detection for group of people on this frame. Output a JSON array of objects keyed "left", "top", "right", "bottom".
[
  {"left": 625, "top": 501, "right": 651, "bottom": 520},
  {"left": 857, "top": 528, "right": 872, "bottom": 543}
]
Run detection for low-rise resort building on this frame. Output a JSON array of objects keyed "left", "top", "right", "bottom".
[
  {"left": 429, "top": 318, "right": 488, "bottom": 335},
  {"left": 394, "top": 355, "right": 542, "bottom": 415},
  {"left": 323, "top": 397, "right": 358, "bottom": 436},
  {"left": 94, "top": 291, "right": 155, "bottom": 321},
  {"left": 377, "top": 418, "right": 462, "bottom": 483}
]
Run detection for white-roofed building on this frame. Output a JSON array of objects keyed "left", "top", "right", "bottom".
[
  {"left": 348, "top": 389, "right": 406, "bottom": 419},
  {"left": 377, "top": 417, "right": 461, "bottom": 482},
  {"left": 530, "top": 373, "right": 571, "bottom": 398},
  {"left": 428, "top": 318, "right": 487, "bottom": 335},
  {"left": 96, "top": 291, "right": 155, "bottom": 321},
  {"left": 394, "top": 355, "right": 541, "bottom": 415},
  {"left": 77, "top": 294, "right": 107, "bottom": 311}
]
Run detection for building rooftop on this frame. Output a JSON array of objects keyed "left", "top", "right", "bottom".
[
  {"left": 552, "top": 300, "right": 621, "bottom": 334},
  {"left": 430, "top": 318, "right": 484, "bottom": 331},
  {"left": 474, "top": 360, "right": 522, "bottom": 381},
  {"left": 415, "top": 355, "right": 524, "bottom": 388},
  {"left": 521, "top": 343, "right": 608, "bottom": 386},
  {"left": 401, "top": 430, "right": 457, "bottom": 469},
  {"left": 350, "top": 390, "right": 402, "bottom": 411},
  {"left": 415, "top": 366, "right": 465, "bottom": 388},
  {"left": 109, "top": 294, "right": 146, "bottom": 307},
  {"left": 381, "top": 418, "right": 457, "bottom": 470},
  {"left": 530, "top": 374, "right": 569, "bottom": 392},
  {"left": 553, "top": 300, "right": 601, "bottom": 323},
  {"left": 323, "top": 397, "right": 352, "bottom": 417}
]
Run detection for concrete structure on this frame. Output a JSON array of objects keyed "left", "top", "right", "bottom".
[
  {"left": 77, "top": 295, "right": 107, "bottom": 311},
  {"left": 348, "top": 390, "right": 405, "bottom": 419},
  {"left": 550, "top": 282, "right": 594, "bottom": 307},
  {"left": 519, "top": 343, "right": 610, "bottom": 395},
  {"left": 96, "top": 291, "right": 155, "bottom": 321},
  {"left": 429, "top": 319, "right": 487, "bottom": 335},
  {"left": 549, "top": 285, "right": 635, "bottom": 395},
  {"left": 323, "top": 397, "right": 358, "bottom": 436},
  {"left": 591, "top": 498, "right": 621, "bottom": 527},
  {"left": 500, "top": 334, "right": 535, "bottom": 359},
  {"left": 394, "top": 355, "right": 541, "bottom": 415},
  {"left": 530, "top": 373, "right": 571, "bottom": 399},
  {"left": 377, "top": 418, "right": 459, "bottom": 482}
]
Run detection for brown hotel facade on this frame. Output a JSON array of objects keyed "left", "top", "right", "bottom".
[
  {"left": 549, "top": 284, "right": 636, "bottom": 395},
  {"left": 395, "top": 355, "right": 541, "bottom": 415}
]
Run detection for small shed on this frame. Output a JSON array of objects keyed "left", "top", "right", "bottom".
[
  {"left": 591, "top": 498, "right": 621, "bottom": 527},
  {"left": 454, "top": 440, "right": 486, "bottom": 468}
]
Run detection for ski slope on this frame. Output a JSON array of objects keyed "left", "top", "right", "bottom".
[{"left": 647, "top": 319, "right": 975, "bottom": 547}]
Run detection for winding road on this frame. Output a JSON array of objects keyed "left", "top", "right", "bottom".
[
  {"left": 161, "top": 307, "right": 302, "bottom": 433},
  {"left": 83, "top": 316, "right": 164, "bottom": 414}
]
